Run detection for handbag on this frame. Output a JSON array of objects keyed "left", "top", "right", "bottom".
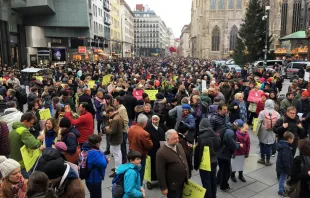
[{"left": 63, "top": 132, "right": 81, "bottom": 164}]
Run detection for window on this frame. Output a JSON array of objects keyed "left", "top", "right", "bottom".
[
  {"left": 281, "top": 0, "right": 288, "bottom": 36},
  {"left": 228, "top": 0, "right": 234, "bottom": 9},
  {"left": 229, "top": 25, "right": 238, "bottom": 50},
  {"left": 211, "top": 26, "right": 220, "bottom": 51},
  {"left": 210, "top": 0, "right": 216, "bottom": 10},
  {"left": 236, "top": 0, "right": 242, "bottom": 9},
  {"left": 292, "top": 0, "right": 302, "bottom": 32},
  {"left": 88, "top": 0, "right": 91, "bottom": 9},
  {"left": 218, "top": 0, "right": 224, "bottom": 9}
]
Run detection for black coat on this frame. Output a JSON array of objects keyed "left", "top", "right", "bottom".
[
  {"left": 144, "top": 122, "right": 165, "bottom": 181},
  {"left": 123, "top": 93, "right": 137, "bottom": 120},
  {"left": 290, "top": 155, "right": 310, "bottom": 198},
  {"left": 276, "top": 140, "right": 293, "bottom": 174},
  {"left": 228, "top": 100, "right": 241, "bottom": 123},
  {"left": 79, "top": 94, "right": 95, "bottom": 116}
]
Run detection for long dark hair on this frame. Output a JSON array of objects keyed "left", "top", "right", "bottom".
[{"left": 26, "top": 171, "right": 57, "bottom": 198}]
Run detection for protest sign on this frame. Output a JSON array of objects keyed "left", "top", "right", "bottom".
[
  {"left": 133, "top": 90, "right": 144, "bottom": 100},
  {"left": 88, "top": 80, "right": 96, "bottom": 89},
  {"left": 144, "top": 155, "right": 151, "bottom": 183},
  {"left": 20, "top": 145, "right": 42, "bottom": 172},
  {"left": 39, "top": 109, "right": 51, "bottom": 120},
  {"left": 247, "top": 90, "right": 264, "bottom": 103},
  {"left": 144, "top": 90, "right": 158, "bottom": 100},
  {"left": 35, "top": 76, "right": 43, "bottom": 81},
  {"left": 102, "top": 74, "right": 112, "bottom": 85},
  {"left": 202, "top": 80, "right": 207, "bottom": 90},
  {"left": 199, "top": 146, "right": 211, "bottom": 171},
  {"left": 183, "top": 180, "right": 206, "bottom": 198}
]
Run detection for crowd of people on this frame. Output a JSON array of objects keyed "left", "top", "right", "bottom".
[{"left": 0, "top": 57, "right": 310, "bottom": 198}]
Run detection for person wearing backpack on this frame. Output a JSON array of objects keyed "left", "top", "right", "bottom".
[
  {"left": 256, "top": 99, "right": 281, "bottom": 166},
  {"left": 112, "top": 150, "right": 146, "bottom": 198},
  {"left": 80, "top": 134, "right": 108, "bottom": 198}
]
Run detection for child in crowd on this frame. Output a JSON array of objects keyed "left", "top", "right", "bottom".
[
  {"left": 276, "top": 131, "right": 294, "bottom": 196},
  {"left": 231, "top": 123, "right": 250, "bottom": 183}
]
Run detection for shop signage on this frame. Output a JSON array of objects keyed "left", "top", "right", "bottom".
[
  {"left": 78, "top": 46, "right": 87, "bottom": 53},
  {"left": 93, "top": 48, "right": 103, "bottom": 53},
  {"left": 51, "top": 38, "right": 62, "bottom": 44}
]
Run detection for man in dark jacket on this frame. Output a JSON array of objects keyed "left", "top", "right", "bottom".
[
  {"left": 210, "top": 103, "right": 229, "bottom": 132},
  {"left": 156, "top": 129, "right": 189, "bottom": 198},
  {"left": 123, "top": 87, "right": 137, "bottom": 125},
  {"left": 27, "top": 87, "right": 38, "bottom": 105},
  {"left": 273, "top": 106, "right": 306, "bottom": 156},
  {"left": 220, "top": 80, "right": 232, "bottom": 103},
  {"left": 296, "top": 91, "right": 310, "bottom": 134},
  {"left": 194, "top": 119, "right": 221, "bottom": 198},
  {"left": 79, "top": 88, "right": 95, "bottom": 116},
  {"left": 217, "top": 119, "right": 243, "bottom": 192}
]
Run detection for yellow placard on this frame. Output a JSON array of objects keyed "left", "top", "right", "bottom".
[
  {"left": 183, "top": 180, "right": 206, "bottom": 198},
  {"left": 144, "top": 155, "right": 151, "bottom": 183},
  {"left": 144, "top": 90, "right": 158, "bottom": 101},
  {"left": 39, "top": 109, "right": 51, "bottom": 121},
  {"left": 173, "top": 76, "right": 178, "bottom": 81},
  {"left": 199, "top": 146, "right": 211, "bottom": 171},
  {"left": 20, "top": 145, "right": 42, "bottom": 172},
  {"left": 102, "top": 74, "right": 112, "bottom": 85},
  {"left": 252, "top": 118, "right": 258, "bottom": 136},
  {"left": 0, "top": 77, "right": 3, "bottom": 82},
  {"left": 88, "top": 80, "right": 96, "bottom": 89},
  {"left": 35, "top": 76, "right": 43, "bottom": 81}
]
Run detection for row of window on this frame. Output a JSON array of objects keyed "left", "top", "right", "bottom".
[
  {"left": 210, "top": 0, "right": 242, "bottom": 10},
  {"left": 211, "top": 25, "right": 238, "bottom": 51},
  {"left": 135, "top": 44, "right": 161, "bottom": 48},
  {"left": 93, "top": 21, "right": 104, "bottom": 34}
]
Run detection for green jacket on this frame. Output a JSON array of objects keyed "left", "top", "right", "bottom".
[{"left": 9, "top": 122, "right": 42, "bottom": 169}]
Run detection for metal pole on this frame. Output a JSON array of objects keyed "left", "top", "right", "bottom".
[
  {"left": 264, "top": 9, "right": 269, "bottom": 69},
  {"left": 121, "top": 15, "right": 123, "bottom": 58}
]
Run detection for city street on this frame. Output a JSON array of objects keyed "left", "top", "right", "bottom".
[{"left": 84, "top": 80, "right": 291, "bottom": 198}]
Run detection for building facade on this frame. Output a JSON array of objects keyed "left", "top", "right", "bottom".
[
  {"left": 120, "top": 0, "right": 134, "bottom": 57},
  {"left": 180, "top": 25, "right": 191, "bottom": 57},
  {"left": 134, "top": 4, "right": 167, "bottom": 57},
  {"left": 110, "top": 0, "right": 121, "bottom": 56},
  {"left": 0, "top": 0, "right": 113, "bottom": 67}
]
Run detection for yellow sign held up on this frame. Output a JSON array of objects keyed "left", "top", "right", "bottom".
[
  {"left": 20, "top": 145, "right": 42, "bottom": 172},
  {"left": 199, "top": 146, "right": 211, "bottom": 171},
  {"left": 35, "top": 76, "right": 43, "bottom": 81},
  {"left": 183, "top": 180, "right": 206, "bottom": 198},
  {"left": 144, "top": 90, "right": 158, "bottom": 101},
  {"left": 88, "top": 80, "right": 96, "bottom": 89},
  {"left": 102, "top": 74, "right": 112, "bottom": 86},
  {"left": 144, "top": 155, "right": 151, "bottom": 183},
  {"left": 173, "top": 76, "right": 178, "bottom": 81},
  {"left": 252, "top": 118, "right": 258, "bottom": 136},
  {"left": 39, "top": 109, "right": 51, "bottom": 121}
]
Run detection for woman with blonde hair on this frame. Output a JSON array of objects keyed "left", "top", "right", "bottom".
[
  {"left": 0, "top": 156, "right": 27, "bottom": 198},
  {"left": 229, "top": 93, "right": 247, "bottom": 123},
  {"left": 42, "top": 118, "right": 59, "bottom": 148}
]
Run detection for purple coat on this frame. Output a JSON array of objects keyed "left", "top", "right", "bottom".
[{"left": 234, "top": 131, "right": 250, "bottom": 156}]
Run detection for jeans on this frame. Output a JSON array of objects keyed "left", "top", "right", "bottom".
[
  {"left": 97, "top": 121, "right": 102, "bottom": 133},
  {"left": 106, "top": 134, "right": 110, "bottom": 152},
  {"left": 21, "top": 168, "right": 29, "bottom": 179},
  {"left": 259, "top": 142, "right": 272, "bottom": 160},
  {"left": 86, "top": 182, "right": 102, "bottom": 198},
  {"left": 140, "top": 157, "right": 146, "bottom": 185},
  {"left": 278, "top": 173, "right": 288, "bottom": 194},
  {"left": 121, "top": 132, "right": 128, "bottom": 163},
  {"left": 111, "top": 145, "right": 122, "bottom": 169},
  {"left": 167, "top": 185, "right": 183, "bottom": 198},
  {"left": 200, "top": 163, "right": 217, "bottom": 198},
  {"left": 216, "top": 159, "right": 231, "bottom": 190}
]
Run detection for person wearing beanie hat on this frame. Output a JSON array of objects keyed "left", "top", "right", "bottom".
[
  {"left": 182, "top": 104, "right": 191, "bottom": 110},
  {"left": 0, "top": 156, "right": 27, "bottom": 198},
  {"left": 54, "top": 141, "right": 68, "bottom": 153},
  {"left": 43, "top": 157, "right": 85, "bottom": 198},
  {"left": 301, "top": 90, "right": 309, "bottom": 98},
  {"left": 155, "top": 92, "right": 164, "bottom": 100},
  {"left": 181, "top": 104, "right": 196, "bottom": 143}
]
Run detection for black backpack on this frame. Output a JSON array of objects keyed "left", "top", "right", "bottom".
[
  {"left": 112, "top": 169, "right": 138, "bottom": 198},
  {"left": 15, "top": 86, "right": 27, "bottom": 105}
]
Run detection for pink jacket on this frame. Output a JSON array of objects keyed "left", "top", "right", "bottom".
[{"left": 234, "top": 131, "right": 250, "bottom": 156}]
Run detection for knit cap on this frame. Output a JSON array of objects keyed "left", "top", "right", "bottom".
[
  {"left": 0, "top": 156, "right": 20, "bottom": 178},
  {"left": 54, "top": 142, "right": 67, "bottom": 152}
]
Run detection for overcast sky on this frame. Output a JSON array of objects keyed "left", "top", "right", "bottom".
[{"left": 125, "top": 0, "right": 192, "bottom": 38}]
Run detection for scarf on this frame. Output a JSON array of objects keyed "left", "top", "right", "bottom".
[
  {"left": 95, "top": 96, "right": 105, "bottom": 104},
  {"left": 11, "top": 178, "right": 26, "bottom": 198},
  {"left": 237, "top": 100, "right": 247, "bottom": 122}
]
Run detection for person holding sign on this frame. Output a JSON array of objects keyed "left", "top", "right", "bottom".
[{"left": 194, "top": 118, "right": 221, "bottom": 198}]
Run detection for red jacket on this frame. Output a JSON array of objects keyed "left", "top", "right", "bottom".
[
  {"left": 234, "top": 131, "right": 250, "bottom": 156},
  {"left": 256, "top": 101, "right": 265, "bottom": 115},
  {"left": 65, "top": 111, "right": 94, "bottom": 144}
]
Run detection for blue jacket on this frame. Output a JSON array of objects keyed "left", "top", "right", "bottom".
[
  {"left": 81, "top": 142, "right": 107, "bottom": 183},
  {"left": 116, "top": 163, "right": 142, "bottom": 198},
  {"left": 182, "top": 113, "right": 196, "bottom": 143},
  {"left": 94, "top": 98, "right": 104, "bottom": 121},
  {"left": 276, "top": 140, "right": 293, "bottom": 174},
  {"left": 217, "top": 123, "right": 240, "bottom": 160}
]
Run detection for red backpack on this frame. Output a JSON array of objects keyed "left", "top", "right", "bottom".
[{"left": 263, "top": 110, "right": 278, "bottom": 130}]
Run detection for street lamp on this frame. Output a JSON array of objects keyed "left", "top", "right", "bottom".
[
  {"left": 121, "top": 14, "right": 127, "bottom": 58},
  {"left": 264, "top": 5, "right": 270, "bottom": 69}
]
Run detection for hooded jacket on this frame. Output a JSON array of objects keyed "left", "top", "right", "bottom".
[
  {"left": 276, "top": 140, "right": 293, "bottom": 174},
  {"left": 256, "top": 99, "right": 280, "bottom": 144},
  {"left": 194, "top": 119, "right": 221, "bottom": 170},
  {"left": 9, "top": 122, "right": 42, "bottom": 169},
  {"left": 81, "top": 142, "right": 107, "bottom": 183},
  {"left": 61, "top": 127, "right": 80, "bottom": 154},
  {"left": 116, "top": 163, "right": 142, "bottom": 198},
  {"left": 234, "top": 131, "right": 250, "bottom": 156}
]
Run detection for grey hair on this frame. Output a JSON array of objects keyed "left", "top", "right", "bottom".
[
  {"left": 165, "top": 129, "right": 177, "bottom": 140},
  {"left": 137, "top": 114, "right": 148, "bottom": 125}
]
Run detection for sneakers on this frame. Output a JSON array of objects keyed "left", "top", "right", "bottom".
[
  {"left": 221, "top": 187, "right": 232, "bottom": 192},
  {"left": 111, "top": 168, "right": 116, "bottom": 172},
  {"left": 265, "top": 160, "right": 272, "bottom": 166},
  {"left": 257, "top": 158, "right": 265, "bottom": 165},
  {"left": 109, "top": 172, "right": 116, "bottom": 178},
  {"left": 278, "top": 191, "right": 288, "bottom": 197},
  {"left": 272, "top": 154, "right": 276, "bottom": 157}
]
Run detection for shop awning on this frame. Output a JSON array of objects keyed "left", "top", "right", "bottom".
[
  {"left": 280, "top": 31, "right": 306, "bottom": 40},
  {"left": 98, "top": 52, "right": 110, "bottom": 57}
]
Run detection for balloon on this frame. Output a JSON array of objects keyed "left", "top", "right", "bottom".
[{"left": 155, "top": 80, "right": 160, "bottom": 87}]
